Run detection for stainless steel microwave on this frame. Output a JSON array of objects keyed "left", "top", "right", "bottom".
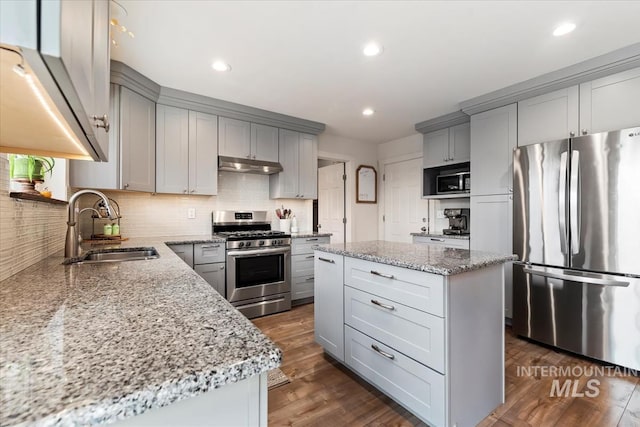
[{"left": 436, "top": 172, "right": 470, "bottom": 194}]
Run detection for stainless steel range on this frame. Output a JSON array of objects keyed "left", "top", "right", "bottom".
[{"left": 212, "top": 211, "right": 291, "bottom": 319}]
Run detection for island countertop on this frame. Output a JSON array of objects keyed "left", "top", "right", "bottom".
[
  {"left": 314, "top": 240, "right": 517, "bottom": 275},
  {"left": 0, "top": 237, "right": 281, "bottom": 426}
]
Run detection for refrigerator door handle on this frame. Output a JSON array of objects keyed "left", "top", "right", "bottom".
[
  {"left": 559, "top": 151, "right": 568, "bottom": 254},
  {"left": 570, "top": 150, "right": 581, "bottom": 254},
  {"left": 523, "top": 266, "right": 630, "bottom": 287}
]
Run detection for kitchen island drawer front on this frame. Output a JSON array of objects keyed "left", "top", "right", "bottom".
[
  {"left": 292, "top": 236, "right": 330, "bottom": 255},
  {"left": 345, "top": 257, "right": 445, "bottom": 317},
  {"left": 291, "top": 254, "right": 315, "bottom": 278},
  {"left": 345, "top": 286, "right": 445, "bottom": 373},
  {"left": 412, "top": 236, "right": 470, "bottom": 250},
  {"left": 194, "top": 243, "right": 225, "bottom": 264},
  {"left": 345, "top": 326, "right": 445, "bottom": 427}
]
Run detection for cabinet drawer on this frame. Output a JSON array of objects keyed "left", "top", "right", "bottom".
[
  {"left": 412, "top": 236, "right": 470, "bottom": 250},
  {"left": 194, "top": 242, "right": 225, "bottom": 264},
  {"left": 292, "top": 275, "right": 315, "bottom": 300},
  {"left": 345, "top": 257, "right": 445, "bottom": 317},
  {"left": 345, "top": 326, "right": 445, "bottom": 427},
  {"left": 291, "top": 254, "right": 315, "bottom": 278},
  {"left": 292, "top": 236, "right": 330, "bottom": 255},
  {"left": 345, "top": 286, "right": 445, "bottom": 373}
]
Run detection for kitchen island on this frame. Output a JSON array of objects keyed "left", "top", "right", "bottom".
[
  {"left": 0, "top": 237, "right": 281, "bottom": 426},
  {"left": 313, "top": 241, "right": 516, "bottom": 427}
]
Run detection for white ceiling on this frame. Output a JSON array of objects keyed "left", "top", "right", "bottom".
[{"left": 111, "top": 1, "right": 640, "bottom": 144}]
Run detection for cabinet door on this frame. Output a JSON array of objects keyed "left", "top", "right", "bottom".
[
  {"left": 156, "top": 105, "right": 189, "bottom": 194},
  {"left": 518, "top": 86, "right": 579, "bottom": 146},
  {"left": 194, "top": 263, "right": 226, "bottom": 297},
  {"left": 423, "top": 128, "right": 450, "bottom": 168},
  {"left": 270, "top": 129, "right": 300, "bottom": 198},
  {"left": 91, "top": 0, "right": 110, "bottom": 158},
  {"left": 250, "top": 123, "right": 279, "bottom": 162},
  {"left": 298, "top": 133, "right": 318, "bottom": 199},
  {"left": 69, "top": 84, "right": 119, "bottom": 189},
  {"left": 314, "top": 252, "right": 344, "bottom": 361},
  {"left": 189, "top": 111, "right": 218, "bottom": 195},
  {"left": 168, "top": 244, "right": 194, "bottom": 268},
  {"left": 470, "top": 194, "right": 513, "bottom": 319},
  {"left": 120, "top": 87, "right": 156, "bottom": 192},
  {"left": 449, "top": 122, "right": 470, "bottom": 163},
  {"left": 218, "top": 117, "right": 251, "bottom": 159},
  {"left": 580, "top": 67, "right": 640, "bottom": 135},
  {"left": 470, "top": 104, "right": 517, "bottom": 196}
]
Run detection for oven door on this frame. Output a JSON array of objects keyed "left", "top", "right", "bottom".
[{"left": 226, "top": 246, "right": 291, "bottom": 303}]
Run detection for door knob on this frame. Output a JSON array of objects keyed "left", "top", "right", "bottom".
[
  {"left": 569, "top": 131, "right": 576, "bottom": 137},
  {"left": 92, "top": 114, "right": 110, "bottom": 132},
  {"left": 317, "top": 224, "right": 322, "bottom": 229},
  {"left": 581, "top": 129, "right": 588, "bottom": 135}
]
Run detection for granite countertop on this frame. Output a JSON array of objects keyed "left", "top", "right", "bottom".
[
  {"left": 163, "top": 234, "right": 226, "bottom": 244},
  {"left": 410, "top": 232, "right": 470, "bottom": 240},
  {"left": 0, "top": 237, "right": 280, "bottom": 426},
  {"left": 314, "top": 240, "right": 517, "bottom": 275},
  {"left": 290, "top": 232, "right": 332, "bottom": 239}
]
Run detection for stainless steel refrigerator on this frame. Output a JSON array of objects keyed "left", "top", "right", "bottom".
[{"left": 513, "top": 126, "right": 640, "bottom": 371}]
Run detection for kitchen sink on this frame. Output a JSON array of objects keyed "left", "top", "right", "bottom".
[{"left": 66, "top": 247, "right": 160, "bottom": 264}]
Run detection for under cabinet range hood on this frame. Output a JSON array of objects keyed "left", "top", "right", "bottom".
[{"left": 218, "top": 156, "right": 283, "bottom": 175}]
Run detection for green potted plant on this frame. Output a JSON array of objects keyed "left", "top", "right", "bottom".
[{"left": 8, "top": 154, "right": 55, "bottom": 194}]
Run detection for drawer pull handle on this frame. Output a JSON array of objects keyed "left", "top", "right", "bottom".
[
  {"left": 306, "top": 277, "right": 315, "bottom": 281},
  {"left": 371, "top": 344, "right": 395, "bottom": 360},
  {"left": 318, "top": 257, "right": 335, "bottom": 264},
  {"left": 306, "top": 255, "right": 315, "bottom": 259},
  {"left": 370, "top": 270, "right": 394, "bottom": 279},
  {"left": 430, "top": 238, "right": 445, "bottom": 242},
  {"left": 201, "top": 245, "right": 221, "bottom": 249},
  {"left": 371, "top": 299, "right": 395, "bottom": 311},
  {"left": 306, "top": 238, "right": 319, "bottom": 241}
]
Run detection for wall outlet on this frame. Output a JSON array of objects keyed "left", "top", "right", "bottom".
[
  {"left": 436, "top": 209, "right": 445, "bottom": 219},
  {"left": 187, "top": 208, "right": 196, "bottom": 219}
]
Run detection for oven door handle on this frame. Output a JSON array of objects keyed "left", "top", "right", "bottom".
[{"left": 227, "top": 247, "right": 290, "bottom": 257}]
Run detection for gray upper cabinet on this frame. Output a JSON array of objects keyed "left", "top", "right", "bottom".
[
  {"left": 470, "top": 104, "right": 517, "bottom": 196},
  {"left": 251, "top": 123, "right": 279, "bottom": 163},
  {"left": 156, "top": 106, "right": 218, "bottom": 195},
  {"left": 270, "top": 130, "right": 318, "bottom": 199},
  {"left": 121, "top": 87, "right": 156, "bottom": 192},
  {"left": 70, "top": 85, "right": 155, "bottom": 192},
  {"left": 518, "top": 86, "right": 579, "bottom": 146},
  {"left": 579, "top": 67, "right": 640, "bottom": 135},
  {"left": 218, "top": 117, "right": 251, "bottom": 159},
  {"left": 518, "top": 67, "right": 640, "bottom": 146},
  {"left": 423, "top": 123, "right": 470, "bottom": 168}
]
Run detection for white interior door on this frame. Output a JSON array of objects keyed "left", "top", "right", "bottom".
[
  {"left": 318, "top": 163, "right": 345, "bottom": 243},
  {"left": 384, "top": 158, "right": 428, "bottom": 243}
]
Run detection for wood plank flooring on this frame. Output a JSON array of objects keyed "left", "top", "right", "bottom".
[{"left": 253, "top": 304, "right": 639, "bottom": 426}]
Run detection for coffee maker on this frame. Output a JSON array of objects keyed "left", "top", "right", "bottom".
[{"left": 443, "top": 208, "right": 470, "bottom": 235}]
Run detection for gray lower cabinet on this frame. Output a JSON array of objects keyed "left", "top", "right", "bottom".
[
  {"left": 156, "top": 105, "right": 218, "bottom": 195},
  {"left": 167, "top": 244, "right": 194, "bottom": 268},
  {"left": 168, "top": 243, "right": 226, "bottom": 297},
  {"left": 291, "top": 236, "right": 330, "bottom": 302},
  {"left": 194, "top": 263, "right": 226, "bottom": 297},
  {"left": 70, "top": 85, "right": 156, "bottom": 192},
  {"left": 313, "top": 251, "right": 344, "bottom": 362},
  {"left": 270, "top": 130, "right": 318, "bottom": 199}
]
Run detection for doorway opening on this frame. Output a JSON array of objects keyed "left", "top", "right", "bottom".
[{"left": 315, "top": 159, "right": 346, "bottom": 244}]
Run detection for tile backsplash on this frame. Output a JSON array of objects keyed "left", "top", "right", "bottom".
[
  {"left": 77, "top": 172, "right": 312, "bottom": 239},
  {"left": 0, "top": 155, "right": 67, "bottom": 281}
]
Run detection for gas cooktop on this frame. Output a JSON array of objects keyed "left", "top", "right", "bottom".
[{"left": 216, "top": 230, "right": 290, "bottom": 240}]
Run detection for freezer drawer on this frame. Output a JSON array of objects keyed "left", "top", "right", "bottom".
[{"left": 513, "top": 263, "right": 640, "bottom": 370}]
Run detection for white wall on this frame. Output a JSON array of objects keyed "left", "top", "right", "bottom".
[{"left": 318, "top": 133, "right": 378, "bottom": 242}]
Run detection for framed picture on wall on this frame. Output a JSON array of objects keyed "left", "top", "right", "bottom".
[{"left": 356, "top": 165, "right": 377, "bottom": 203}]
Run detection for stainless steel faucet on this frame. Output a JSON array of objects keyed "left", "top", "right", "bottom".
[{"left": 65, "top": 189, "right": 118, "bottom": 258}]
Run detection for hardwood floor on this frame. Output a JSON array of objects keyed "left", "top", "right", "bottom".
[{"left": 253, "top": 304, "right": 639, "bottom": 426}]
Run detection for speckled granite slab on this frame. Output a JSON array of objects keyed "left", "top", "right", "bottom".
[
  {"left": 163, "top": 235, "right": 226, "bottom": 245},
  {"left": 314, "top": 240, "right": 518, "bottom": 275},
  {"left": 291, "top": 232, "right": 332, "bottom": 239},
  {"left": 410, "top": 232, "right": 470, "bottom": 240},
  {"left": 0, "top": 238, "right": 280, "bottom": 426}
]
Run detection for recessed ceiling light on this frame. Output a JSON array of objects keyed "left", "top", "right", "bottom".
[
  {"left": 362, "top": 108, "right": 375, "bottom": 116},
  {"left": 363, "top": 42, "right": 383, "bottom": 57},
  {"left": 212, "top": 60, "right": 231, "bottom": 72},
  {"left": 553, "top": 22, "right": 576, "bottom": 37}
]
